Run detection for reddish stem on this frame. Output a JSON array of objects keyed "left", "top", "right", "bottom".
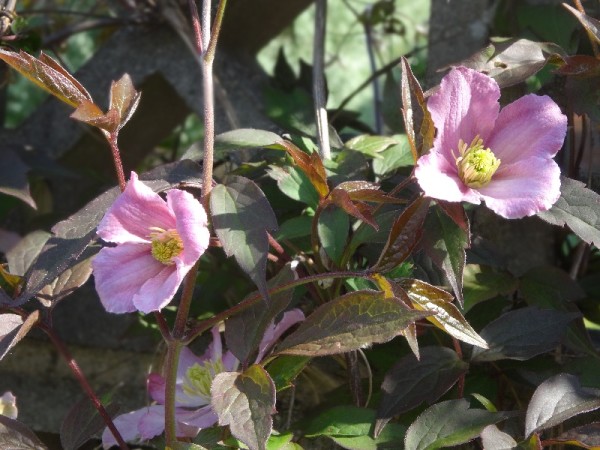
[
  {"left": 40, "top": 323, "right": 129, "bottom": 450},
  {"left": 107, "top": 132, "right": 127, "bottom": 192}
]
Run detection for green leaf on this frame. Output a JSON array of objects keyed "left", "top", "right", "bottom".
[
  {"left": 211, "top": 176, "right": 278, "bottom": 302},
  {"left": 537, "top": 177, "right": 600, "bottom": 248},
  {"left": 372, "top": 136, "right": 415, "bottom": 180},
  {"left": 471, "top": 306, "right": 579, "bottom": 362},
  {"left": 267, "top": 166, "right": 320, "bottom": 209},
  {"left": 401, "top": 279, "right": 488, "bottom": 348},
  {"left": 305, "top": 406, "right": 405, "bottom": 450},
  {"left": 318, "top": 205, "right": 349, "bottom": 265},
  {"left": 345, "top": 135, "right": 399, "bottom": 159},
  {"left": 0, "top": 149, "right": 36, "bottom": 209},
  {"left": 463, "top": 264, "right": 518, "bottom": 313},
  {"left": 212, "top": 365, "right": 276, "bottom": 450},
  {"left": 225, "top": 265, "right": 296, "bottom": 364},
  {"left": 265, "top": 355, "right": 311, "bottom": 391},
  {"left": 525, "top": 373, "right": 600, "bottom": 437},
  {"left": 277, "top": 290, "right": 430, "bottom": 356},
  {"left": 404, "top": 399, "right": 513, "bottom": 450},
  {"left": 276, "top": 215, "right": 313, "bottom": 240},
  {"left": 422, "top": 205, "right": 469, "bottom": 306},
  {"left": 214, "top": 128, "right": 284, "bottom": 152},
  {"left": 375, "top": 346, "right": 468, "bottom": 436},
  {"left": 373, "top": 197, "right": 430, "bottom": 272}
]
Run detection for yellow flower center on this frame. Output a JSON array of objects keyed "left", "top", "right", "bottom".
[
  {"left": 148, "top": 227, "right": 183, "bottom": 265},
  {"left": 454, "top": 136, "right": 501, "bottom": 188},
  {"left": 181, "top": 359, "right": 226, "bottom": 403}
]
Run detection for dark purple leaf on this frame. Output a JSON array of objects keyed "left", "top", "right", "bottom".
[
  {"left": 422, "top": 205, "right": 470, "bottom": 306},
  {"left": 0, "top": 149, "right": 36, "bottom": 209},
  {"left": 525, "top": 373, "right": 600, "bottom": 437},
  {"left": 0, "top": 311, "right": 39, "bottom": 361},
  {"left": 537, "top": 176, "right": 600, "bottom": 247},
  {"left": 6, "top": 231, "right": 51, "bottom": 277},
  {"left": 375, "top": 346, "right": 468, "bottom": 437},
  {"left": 210, "top": 175, "right": 278, "bottom": 302},
  {"left": 0, "top": 415, "right": 47, "bottom": 449},
  {"left": 405, "top": 399, "right": 514, "bottom": 450},
  {"left": 550, "top": 422, "right": 600, "bottom": 448},
  {"left": 471, "top": 307, "right": 579, "bottom": 362},
  {"left": 277, "top": 290, "right": 430, "bottom": 356},
  {"left": 373, "top": 196, "right": 430, "bottom": 272},
  {"left": 563, "top": 4, "right": 600, "bottom": 45},
  {"left": 60, "top": 396, "right": 120, "bottom": 450},
  {"left": 212, "top": 365, "right": 276, "bottom": 450},
  {"left": 225, "top": 265, "right": 296, "bottom": 364}
]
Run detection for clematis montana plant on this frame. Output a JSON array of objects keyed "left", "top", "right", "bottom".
[
  {"left": 102, "top": 310, "right": 304, "bottom": 448},
  {"left": 415, "top": 66, "right": 567, "bottom": 219},
  {"left": 92, "top": 172, "right": 210, "bottom": 314}
]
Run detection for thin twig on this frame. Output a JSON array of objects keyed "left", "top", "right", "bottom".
[
  {"left": 41, "top": 323, "right": 129, "bottom": 450},
  {"left": 362, "top": 6, "right": 383, "bottom": 133},
  {"left": 313, "top": 0, "right": 331, "bottom": 160}
]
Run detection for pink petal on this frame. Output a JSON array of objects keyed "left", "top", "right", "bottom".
[
  {"left": 415, "top": 151, "right": 482, "bottom": 204},
  {"left": 175, "top": 347, "right": 211, "bottom": 408},
  {"left": 256, "top": 309, "right": 305, "bottom": 362},
  {"left": 222, "top": 351, "right": 239, "bottom": 372},
  {"left": 138, "top": 405, "right": 168, "bottom": 440},
  {"left": 101, "top": 407, "right": 153, "bottom": 449},
  {"left": 132, "top": 263, "right": 181, "bottom": 313},
  {"left": 93, "top": 244, "right": 165, "bottom": 314},
  {"left": 488, "top": 94, "right": 567, "bottom": 164},
  {"left": 97, "top": 172, "right": 176, "bottom": 244},
  {"left": 428, "top": 67, "right": 500, "bottom": 160},
  {"left": 479, "top": 157, "right": 561, "bottom": 219},
  {"left": 147, "top": 373, "right": 166, "bottom": 404},
  {"left": 177, "top": 406, "right": 218, "bottom": 429},
  {"left": 167, "top": 189, "right": 210, "bottom": 266}
]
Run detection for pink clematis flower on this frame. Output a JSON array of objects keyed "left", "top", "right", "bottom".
[
  {"left": 102, "top": 310, "right": 305, "bottom": 449},
  {"left": 414, "top": 66, "right": 567, "bottom": 219},
  {"left": 92, "top": 172, "right": 209, "bottom": 314}
]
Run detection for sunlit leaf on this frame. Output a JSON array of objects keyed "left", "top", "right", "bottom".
[
  {"left": 0, "top": 49, "right": 91, "bottom": 108},
  {"left": 277, "top": 290, "right": 430, "bottom": 356},
  {"left": 211, "top": 176, "right": 278, "bottom": 302},
  {"left": 549, "top": 422, "right": 600, "bottom": 449},
  {"left": 525, "top": 373, "right": 600, "bottom": 437},
  {"left": 329, "top": 188, "right": 377, "bottom": 230},
  {"left": 71, "top": 100, "right": 120, "bottom": 133},
  {"left": 373, "top": 196, "right": 430, "bottom": 272},
  {"left": 267, "top": 166, "right": 320, "bottom": 209},
  {"left": 212, "top": 365, "right": 276, "bottom": 450},
  {"left": 375, "top": 346, "right": 468, "bottom": 437},
  {"left": 537, "top": 176, "right": 600, "bottom": 248},
  {"left": 400, "top": 57, "right": 434, "bottom": 161},
  {"left": 305, "top": 405, "right": 406, "bottom": 450},
  {"left": 278, "top": 140, "right": 328, "bottom": 199},
  {"left": 471, "top": 307, "right": 579, "bottom": 362},
  {"left": 563, "top": 4, "right": 600, "bottom": 45},
  {"left": 318, "top": 205, "right": 349, "bottom": 265},
  {"left": 0, "top": 311, "right": 39, "bottom": 361},
  {"left": 405, "top": 399, "right": 513, "bottom": 450},
  {"left": 36, "top": 256, "right": 93, "bottom": 306},
  {"left": 401, "top": 279, "right": 488, "bottom": 348},
  {"left": 108, "top": 73, "right": 141, "bottom": 130},
  {"left": 345, "top": 135, "right": 399, "bottom": 159},
  {"left": 480, "top": 425, "right": 518, "bottom": 450}
]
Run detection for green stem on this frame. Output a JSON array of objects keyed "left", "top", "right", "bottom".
[{"left": 164, "top": 338, "right": 182, "bottom": 445}]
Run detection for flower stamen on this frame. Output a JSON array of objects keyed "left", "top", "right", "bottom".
[
  {"left": 148, "top": 227, "right": 183, "bottom": 265},
  {"left": 454, "top": 135, "right": 500, "bottom": 188},
  {"left": 181, "top": 359, "right": 226, "bottom": 403}
]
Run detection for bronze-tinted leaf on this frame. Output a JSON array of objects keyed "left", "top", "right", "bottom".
[
  {"left": 373, "top": 196, "right": 430, "bottom": 272},
  {"left": 0, "top": 49, "right": 91, "bottom": 108},
  {"left": 109, "top": 73, "right": 141, "bottom": 130},
  {"left": 400, "top": 57, "right": 434, "bottom": 161},
  {"left": 279, "top": 140, "right": 329, "bottom": 199}
]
